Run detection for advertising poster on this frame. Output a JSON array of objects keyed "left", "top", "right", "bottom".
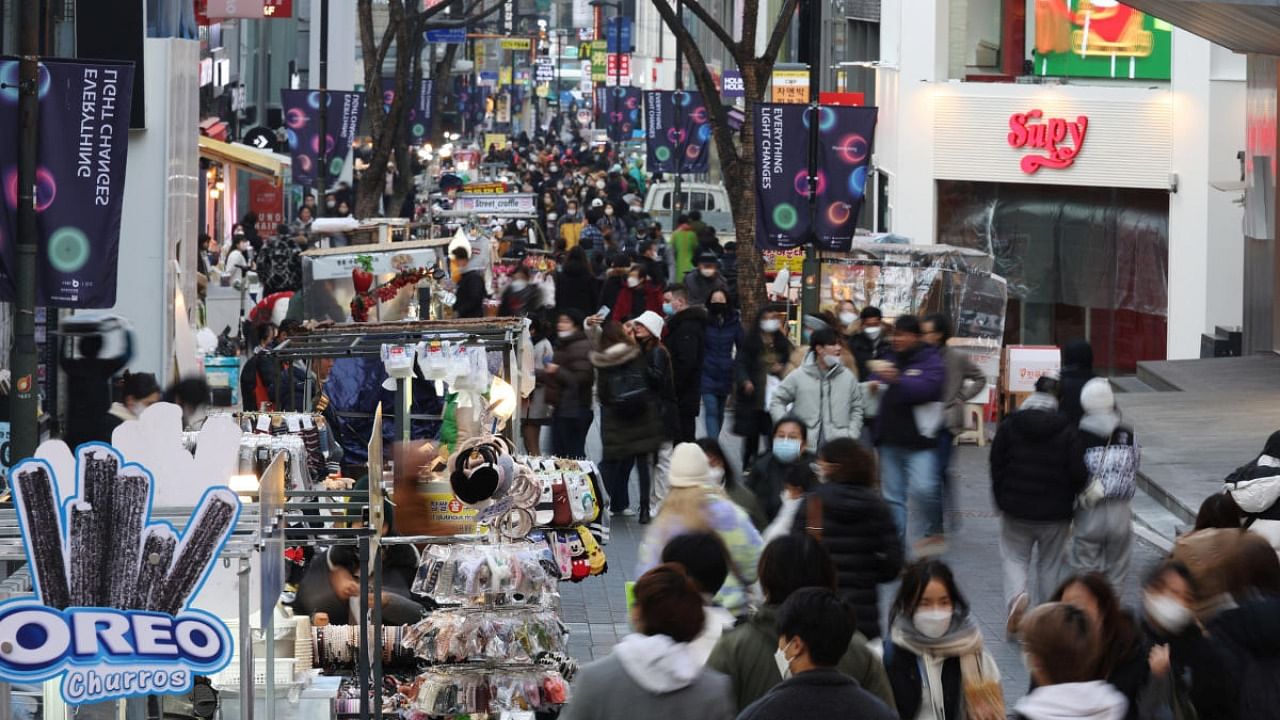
[
  {"left": 280, "top": 89, "right": 365, "bottom": 187},
  {"left": 0, "top": 58, "right": 135, "bottom": 308},
  {"left": 381, "top": 76, "right": 434, "bottom": 143},
  {"left": 248, "top": 178, "right": 284, "bottom": 237},
  {"left": 0, "top": 445, "right": 240, "bottom": 704},
  {"left": 1033, "top": 1, "right": 1172, "bottom": 79},
  {"left": 754, "top": 103, "right": 877, "bottom": 251},
  {"left": 598, "top": 86, "right": 640, "bottom": 142},
  {"left": 643, "top": 90, "right": 711, "bottom": 173}
]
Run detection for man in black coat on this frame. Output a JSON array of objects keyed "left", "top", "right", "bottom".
[
  {"left": 990, "top": 373, "right": 1088, "bottom": 636},
  {"left": 663, "top": 285, "right": 707, "bottom": 443},
  {"left": 452, "top": 246, "right": 488, "bottom": 319}
]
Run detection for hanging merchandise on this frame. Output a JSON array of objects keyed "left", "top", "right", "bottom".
[
  {"left": 411, "top": 542, "right": 562, "bottom": 605},
  {"left": 406, "top": 665, "right": 570, "bottom": 716},
  {"left": 401, "top": 608, "right": 567, "bottom": 663}
]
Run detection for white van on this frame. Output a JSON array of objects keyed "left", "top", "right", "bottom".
[{"left": 643, "top": 182, "right": 735, "bottom": 235}]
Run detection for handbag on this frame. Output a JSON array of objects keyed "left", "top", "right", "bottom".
[
  {"left": 961, "top": 654, "right": 1005, "bottom": 720},
  {"left": 1077, "top": 436, "right": 1113, "bottom": 509},
  {"left": 606, "top": 363, "right": 648, "bottom": 411}
]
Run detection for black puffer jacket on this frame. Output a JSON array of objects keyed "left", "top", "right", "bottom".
[
  {"left": 665, "top": 306, "right": 707, "bottom": 415},
  {"left": 641, "top": 340, "right": 679, "bottom": 440},
  {"left": 792, "top": 483, "right": 903, "bottom": 640},
  {"left": 990, "top": 407, "right": 1088, "bottom": 522}
]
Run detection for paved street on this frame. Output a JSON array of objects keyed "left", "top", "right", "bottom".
[{"left": 556, "top": 414, "right": 1164, "bottom": 706}]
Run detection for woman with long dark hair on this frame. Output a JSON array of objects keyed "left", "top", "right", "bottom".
[
  {"left": 734, "top": 305, "right": 794, "bottom": 469},
  {"left": 1051, "top": 573, "right": 1147, "bottom": 720},
  {"left": 696, "top": 437, "right": 765, "bottom": 529}
]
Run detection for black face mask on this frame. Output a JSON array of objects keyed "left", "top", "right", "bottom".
[{"left": 709, "top": 302, "right": 728, "bottom": 315}]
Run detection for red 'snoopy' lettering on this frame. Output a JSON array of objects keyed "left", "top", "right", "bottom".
[{"left": 1007, "top": 110, "right": 1089, "bottom": 173}]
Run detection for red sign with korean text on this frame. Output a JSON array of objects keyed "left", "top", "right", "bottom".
[
  {"left": 1007, "top": 109, "right": 1088, "bottom": 173},
  {"left": 248, "top": 179, "right": 284, "bottom": 238}
]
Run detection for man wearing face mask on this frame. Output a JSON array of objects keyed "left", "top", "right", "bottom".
[
  {"left": 596, "top": 199, "right": 626, "bottom": 240},
  {"left": 662, "top": 285, "right": 708, "bottom": 443},
  {"left": 683, "top": 250, "right": 729, "bottom": 307},
  {"left": 737, "top": 588, "right": 896, "bottom": 720},
  {"left": 748, "top": 418, "right": 814, "bottom": 522},
  {"left": 849, "top": 306, "right": 888, "bottom": 380},
  {"left": 769, "top": 329, "right": 864, "bottom": 447},
  {"left": 557, "top": 201, "right": 586, "bottom": 250}
]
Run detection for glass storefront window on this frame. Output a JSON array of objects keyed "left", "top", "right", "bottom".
[{"left": 937, "top": 179, "right": 1169, "bottom": 374}]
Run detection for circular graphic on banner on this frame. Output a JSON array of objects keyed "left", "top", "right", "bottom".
[
  {"left": 696, "top": 124, "right": 712, "bottom": 143},
  {"left": 654, "top": 146, "right": 672, "bottom": 162},
  {"left": 835, "top": 134, "right": 869, "bottom": 165},
  {"left": 772, "top": 204, "right": 799, "bottom": 231},
  {"left": 47, "top": 227, "right": 91, "bottom": 273},
  {"left": 0, "top": 62, "right": 50, "bottom": 105},
  {"left": 666, "top": 128, "right": 687, "bottom": 145},
  {"left": 674, "top": 91, "right": 692, "bottom": 107},
  {"left": 685, "top": 143, "right": 702, "bottom": 160},
  {"left": 826, "top": 202, "right": 852, "bottom": 226},
  {"left": 329, "top": 158, "right": 345, "bottom": 177},
  {"left": 382, "top": 90, "right": 395, "bottom": 106},
  {"left": 412, "top": 123, "right": 427, "bottom": 138},
  {"left": 285, "top": 129, "right": 299, "bottom": 151},
  {"left": 306, "top": 91, "right": 332, "bottom": 109},
  {"left": 296, "top": 155, "right": 314, "bottom": 174},
  {"left": 793, "top": 170, "right": 827, "bottom": 197},
  {"left": 310, "top": 134, "right": 337, "bottom": 155},
  {"left": 849, "top": 166, "right": 868, "bottom": 197},
  {"left": 803, "top": 106, "right": 837, "bottom": 132},
  {"left": 285, "top": 108, "right": 308, "bottom": 129},
  {"left": 690, "top": 106, "right": 708, "bottom": 124},
  {"left": 625, "top": 96, "right": 640, "bottom": 110},
  {"left": 4, "top": 167, "right": 56, "bottom": 213}
]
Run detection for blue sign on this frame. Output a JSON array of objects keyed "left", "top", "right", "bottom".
[
  {"left": 722, "top": 70, "right": 744, "bottom": 98},
  {"left": 605, "top": 17, "right": 633, "bottom": 53},
  {"left": 426, "top": 27, "right": 467, "bottom": 44},
  {"left": 0, "top": 445, "right": 241, "bottom": 705}
]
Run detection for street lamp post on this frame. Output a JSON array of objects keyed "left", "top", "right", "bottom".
[
  {"left": 590, "top": 0, "right": 623, "bottom": 143},
  {"left": 801, "top": 0, "right": 823, "bottom": 315}
]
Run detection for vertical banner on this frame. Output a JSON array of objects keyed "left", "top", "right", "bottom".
[
  {"left": 598, "top": 86, "right": 640, "bottom": 142},
  {"left": 280, "top": 89, "right": 365, "bottom": 188},
  {"left": 0, "top": 58, "right": 135, "bottom": 307},
  {"left": 248, "top": 178, "right": 284, "bottom": 237},
  {"left": 643, "top": 90, "right": 711, "bottom": 174},
  {"left": 381, "top": 76, "right": 433, "bottom": 143},
  {"left": 754, "top": 103, "right": 877, "bottom": 251}
]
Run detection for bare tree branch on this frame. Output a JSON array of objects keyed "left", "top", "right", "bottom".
[
  {"left": 675, "top": 0, "right": 740, "bottom": 61},
  {"left": 739, "top": 0, "right": 760, "bottom": 57},
  {"left": 649, "top": 0, "right": 738, "bottom": 166},
  {"left": 761, "top": 0, "right": 800, "bottom": 65}
]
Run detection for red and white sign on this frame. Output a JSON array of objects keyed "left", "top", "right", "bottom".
[
  {"left": 262, "top": 0, "right": 293, "bottom": 17},
  {"left": 1007, "top": 109, "right": 1088, "bottom": 174},
  {"left": 248, "top": 179, "right": 284, "bottom": 239},
  {"left": 605, "top": 53, "right": 630, "bottom": 81},
  {"left": 206, "top": 0, "right": 265, "bottom": 19},
  {"left": 819, "top": 91, "right": 865, "bottom": 107}
]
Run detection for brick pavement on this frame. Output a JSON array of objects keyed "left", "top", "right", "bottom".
[{"left": 554, "top": 414, "right": 1163, "bottom": 706}]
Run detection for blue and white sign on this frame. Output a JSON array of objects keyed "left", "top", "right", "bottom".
[
  {"left": 0, "top": 445, "right": 241, "bottom": 704},
  {"left": 425, "top": 27, "right": 467, "bottom": 44},
  {"left": 605, "top": 17, "right": 633, "bottom": 53},
  {"left": 722, "top": 70, "right": 744, "bottom": 98}
]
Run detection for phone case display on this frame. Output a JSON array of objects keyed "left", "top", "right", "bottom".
[
  {"left": 411, "top": 542, "right": 561, "bottom": 606},
  {"left": 544, "top": 527, "right": 608, "bottom": 582},
  {"left": 403, "top": 666, "right": 570, "bottom": 717},
  {"left": 402, "top": 608, "right": 566, "bottom": 663}
]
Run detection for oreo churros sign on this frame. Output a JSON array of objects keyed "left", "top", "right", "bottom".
[{"left": 2, "top": 445, "right": 240, "bottom": 704}]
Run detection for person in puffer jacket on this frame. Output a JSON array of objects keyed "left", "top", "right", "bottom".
[
  {"left": 1069, "top": 378, "right": 1139, "bottom": 589},
  {"left": 768, "top": 328, "right": 864, "bottom": 447},
  {"left": 700, "top": 289, "right": 742, "bottom": 442},
  {"left": 1223, "top": 429, "right": 1280, "bottom": 554}
]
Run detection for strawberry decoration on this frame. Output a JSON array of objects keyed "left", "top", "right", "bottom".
[
  {"left": 350, "top": 266, "right": 431, "bottom": 322},
  {"left": 351, "top": 254, "right": 374, "bottom": 293}
]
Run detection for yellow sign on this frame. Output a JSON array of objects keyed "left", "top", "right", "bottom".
[
  {"left": 463, "top": 182, "right": 508, "bottom": 194},
  {"left": 499, "top": 67, "right": 512, "bottom": 86},
  {"left": 764, "top": 248, "right": 805, "bottom": 274},
  {"left": 483, "top": 133, "right": 508, "bottom": 151},
  {"left": 536, "top": 84, "right": 550, "bottom": 98},
  {"left": 475, "top": 42, "right": 487, "bottom": 68},
  {"left": 499, "top": 38, "right": 531, "bottom": 50},
  {"left": 771, "top": 69, "right": 809, "bottom": 104}
]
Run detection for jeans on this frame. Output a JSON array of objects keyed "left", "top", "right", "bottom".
[
  {"left": 1000, "top": 516, "right": 1071, "bottom": 609},
  {"left": 702, "top": 393, "right": 727, "bottom": 440},
  {"left": 551, "top": 410, "right": 593, "bottom": 459},
  {"left": 602, "top": 454, "right": 652, "bottom": 513},
  {"left": 879, "top": 444, "right": 942, "bottom": 545},
  {"left": 935, "top": 428, "right": 956, "bottom": 522}
]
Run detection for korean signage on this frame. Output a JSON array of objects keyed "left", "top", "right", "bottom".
[
  {"left": 1003, "top": 346, "right": 1061, "bottom": 394},
  {"left": 605, "top": 17, "right": 633, "bottom": 53},
  {"left": 499, "top": 38, "right": 531, "bottom": 51},
  {"left": 248, "top": 179, "right": 284, "bottom": 238},
  {"left": 535, "top": 58, "right": 555, "bottom": 82},
  {"left": 0, "top": 58, "right": 135, "bottom": 308},
  {"left": 1033, "top": 2, "right": 1172, "bottom": 80},
  {"left": 771, "top": 69, "right": 809, "bottom": 104},
  {"left": 426, "top": 28, "right": 467, "bottom": 43},
  {"left": 1007, "top": 109, "right": 1088, "bottom": 173},
  {"left": 0, "top": 446, "right": 240, "bottom": 704},
  {"left": 605, "top": 54, "right": 630, "bottom": 85}
]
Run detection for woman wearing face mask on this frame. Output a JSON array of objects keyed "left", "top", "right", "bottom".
[
  {"left": 595, "top": 199, "right": 626, "bottom": 240},
  {"left": 707, "top": 534, "right": 895, "bottom": 713},
  {"left": 610, "top": 264, "right": 663, "bottom": 322},
  {"left": 1049, "top": 574, "right": 1148, "bottom": 720},
  {"left": 542, "top": 310, "right": 596, "bottom": 459},
  {"left": 696, "top": 438, "right": 766, "bottom": 529},
  {"left": 883, "top": 560, "right": 1003, "bottom": 720},
  {"left": 734, "top": 306, "right": 796, "bottom": 470},
  {"left": 761, "top": 463, "right": 817, "bottom": 543},
  {"left": 700, "top": 289, "right": 742, "bottom": 443},
  {"left": 792, "top": 438, "right": 904, "bottom": 641},
  {"left": 748, "top": 417, "right": 815, "bottom": 523},
  {"left": 498, "top": 265, "right": 544, "bottom": 318},
  {"left": 103, "top": 370, "right": 162, "bottom": 437}
]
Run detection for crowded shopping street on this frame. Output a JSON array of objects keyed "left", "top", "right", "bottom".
[{"left": 0, "top": 0, "right": 1279, "bottom": 718}]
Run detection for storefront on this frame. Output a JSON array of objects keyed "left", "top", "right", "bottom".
[
  {"left": 198, "top": 135, "right": 292, "bottom": 245},
  {"left": 930, "top": 88, "right": 1174, "bottom": 372}
]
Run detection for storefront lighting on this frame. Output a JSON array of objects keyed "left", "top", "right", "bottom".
[
  {"left": 228, "top": 473, "right": 260, "bottom": 499},
  {"left": 209, "top": 188, "right": 221, "bottom": 199}
]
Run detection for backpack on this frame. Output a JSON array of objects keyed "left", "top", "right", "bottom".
[{"left": 259, "top": 239, "right": 301, "bottom": 294}]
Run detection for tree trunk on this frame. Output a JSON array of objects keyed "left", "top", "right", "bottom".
[
  {"left": 355, "top": 0, "right": 410, "bottom": 219},
  {"left": 728, "top": 61, "right": 770, "bottom": 327}
]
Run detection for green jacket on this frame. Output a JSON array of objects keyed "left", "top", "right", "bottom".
[
  {"left": 706, "top": 605, "right": 895, "bottom": 713},
  {"left": 672, "top": 227, "right": 698, "bottom": 278}
]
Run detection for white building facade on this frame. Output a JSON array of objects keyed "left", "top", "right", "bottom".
[{"left": 875, "top": 0, "right": 1246, "bottom": 371}]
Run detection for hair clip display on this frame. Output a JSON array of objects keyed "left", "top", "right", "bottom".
[
  {"left": 402, "top": 608, "right": 567, "bottom": 664},
  {"left": 411, "top": 542, "right": 559, "bottom": 605}
]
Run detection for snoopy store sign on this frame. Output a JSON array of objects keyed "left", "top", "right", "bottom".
[{"left": 0, "top": 445, "right": 239, "bottom": 704}]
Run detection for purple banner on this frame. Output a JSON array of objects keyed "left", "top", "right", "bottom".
[
  {"left": 381, "top": 76, "right": 434, "bottom": 144},
  {"left": 754, "top": 103, "right": 876, "bottom": 252},
  {"left": 0, "top": 57, "right": 135, "bottom": 307},
  {"left": 643, "top": 90, "right": 711, "bottom": 174},
  {"left": 281, "top": 89, "right": 365, "bottom": 187},
  {"left": 594, "top": 86, "right": 640, "bottom": 143}
]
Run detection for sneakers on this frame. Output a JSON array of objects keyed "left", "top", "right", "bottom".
[
  {"left": 1007, "top": 592, "right": 1030, "bottom": 640},
  {"left": 621, "top": 508, "right": 636, "bottom": 517},
  {"left": 913, "top": 535, "right": 948, "bottom": 558}
]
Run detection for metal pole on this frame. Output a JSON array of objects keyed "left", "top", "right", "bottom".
[
  {"left": 613, "top": 8, "right": 621, "bottom": 143},
  {"left": 671, "top": 0, "right": 683, "bottom": 230},
  {"left": 801, "top": 0, "right": 822, "bottom": 316},
  {"left": 238, "top": 558, "right": 254, "bottom": 720},
  {"left": 257, "top": 19, "right": 270, "bottom": 133},
  {"left": 316, "top": 0, "right": 330, "bottom": 213},
  {"left": 10, "top": 0, "right": 40, "bottom": 462}
]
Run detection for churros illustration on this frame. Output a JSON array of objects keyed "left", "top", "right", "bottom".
[
  {"left": 133, "top": 525, "right": 178, "bottom": 610},
  {"left": 107, "top": 473, "right": 149, "bottom": 609},
  {"left": 14, "top": 466, "right": 71, "bottom": 609},
  {"left": 151, "top": 489, "right": 239, "bottom": 615},
  {"left": 68, "top": 502, "right": 100, "bottom": 607}
]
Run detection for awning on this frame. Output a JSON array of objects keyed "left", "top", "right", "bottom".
[
  {"left": 197, "top": 135, "right": 291, "bottom": 179},
  {"left": 1123, "top": 0, "right": 1280, "bottom": 56}
]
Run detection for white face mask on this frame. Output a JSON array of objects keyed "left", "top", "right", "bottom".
[
  {"left": 326, "top": 200, "right": 336, "bottom": 209},
  {"left": 913, "top": 609, "right": 953, "bottom": 639},
  {"left": 517, "top": 219, "right": 527, "bottom": 229},
  {"left": 596, "top": 180, "right": 606, "bottom": 189},
  {"left": 773, "top": 642, "right": 796, "bottom": 680},
  {"left": 863, "top": 325, "right": 882, "bottom": 339},
  {"left": 558, "top": 329, "right": 575, "bottom": 338},
  {"left": 127, "top": 401, "right": 147, "bottom": 417},
  {"left": 760, "top": 319, "right": 781, "bottom": 333},
  {"left": 509, "top": 280, "right": 528, "bottom": 292},
  {"left": 821, "top": 353, "right": 841, "bottom": 368},
  {"left": 700, "top": 267, "right": 716, "bottom": 278},
  {"left": 839, "top": 312, "right": 857, "bottom": 326},
  {"left": 605, "top": 207, "right": 614, "bottom": 216},
  {"left": 627, "top": 277, "right": 641, "bottom": 288},
  {"left": 547, "top": 213, "right": 558, "bottom": 221},
  {"left": 708, "top": 466, "right": 725, "bottom": 486},
  {"left": 1144, "top": 593, "right": 1194, "bottom": 634}
]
